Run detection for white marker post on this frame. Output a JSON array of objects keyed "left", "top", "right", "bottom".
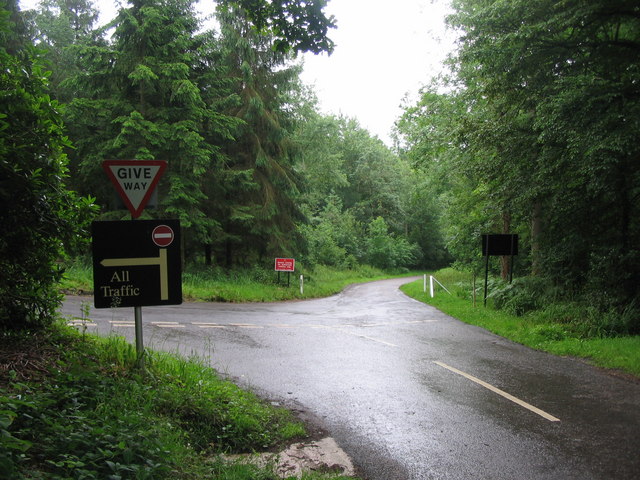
[{"left": 300, "top": 275, "right": 304, "bottom": 295}]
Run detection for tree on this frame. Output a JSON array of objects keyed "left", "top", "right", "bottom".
[
  {"left": 431, "top": 0, "right": 640, "bottom": 312},
  {"left": 216, "top": 0, "right": 336, "bottom": 54},
  {"left": 62, "top": 0, "right": 235, "bottom": 262},
  {"left": 365, "top": 217, "right": 419, "bottom": 270},
  {"left": 24, "top": 0, "right": 101, "bottom": 102},
  {"left": 212, "top": 4, "right": 305, "bottom": 267},
  {"left": 0, "top": 1, "right": 94, "bottom": 330}
]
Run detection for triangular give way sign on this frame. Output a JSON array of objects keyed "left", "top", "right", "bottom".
[{"left": 102, "top": 160, "right": 167, "bottom": 218}]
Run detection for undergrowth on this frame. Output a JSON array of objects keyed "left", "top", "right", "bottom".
[
  {"left": 60, "top": 259, "right": 415, "bottom": 302},
  {"left": 0, "top": 324, "right": 355, "bottom": 479}
]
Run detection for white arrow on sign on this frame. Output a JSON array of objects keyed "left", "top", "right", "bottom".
[
  {"left": 102, "top": 160, "right": 167, "bottom": 218},
  {"left": 100, "top": 249, "right": 168, "bottom": 300}
]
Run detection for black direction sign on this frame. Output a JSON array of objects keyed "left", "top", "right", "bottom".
[{"left": 92, "top": 220, "right": 182, "bottom": 308}]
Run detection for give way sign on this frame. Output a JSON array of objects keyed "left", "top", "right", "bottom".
[{"left": 103, "top": 160, "right": 167, "bottom": 218}]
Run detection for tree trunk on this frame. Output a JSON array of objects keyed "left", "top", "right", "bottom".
[
  {"left": 501, "top": 211, "right": 511, "bottom": 280},
  {"left": 204, "top": 244, "right": 212, "bottom": 266},
  {"left": 531, "top": 200, "right": 543, "bottom": 276}
]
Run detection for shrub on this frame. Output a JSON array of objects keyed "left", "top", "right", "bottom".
[
  {"left": 488, "top": 276, "right": 549, "bottom": 316},
  {"left": 0, "top": 8, "right": 94, "bottom": 330}
]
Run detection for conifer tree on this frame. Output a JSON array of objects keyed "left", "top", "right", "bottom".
[
  {"left": 214, "top": 4, "right": 304, "bottom": 266},
  {"left": 63, "top": 0, "right": 234, "bottom": 259}
]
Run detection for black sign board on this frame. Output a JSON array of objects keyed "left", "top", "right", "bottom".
[
  {"left": 92, "top": 220, "right": 182, "bottom": 308},
  {"left": 482, "top": 234, "right": 519, "bottom": 256}
]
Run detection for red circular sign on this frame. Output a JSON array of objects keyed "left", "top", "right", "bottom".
[{"left": 152, "top": 225, "right": 174, "bottom": 247}]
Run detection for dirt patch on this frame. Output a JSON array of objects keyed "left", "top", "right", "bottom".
[{"left": 224, "top": 436, "right": 356, "bottom": 478}]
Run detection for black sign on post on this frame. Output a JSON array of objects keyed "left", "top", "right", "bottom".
[
  {"left": 481, "top": 234, "right": 519, "bottom": 306},
  {"left": 482, "top": 234, "right": 519, "bottom": 256},
  {"left": 92, "top": 220, "right": 182, "bottom": 308}
]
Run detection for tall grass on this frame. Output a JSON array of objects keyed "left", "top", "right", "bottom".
[
  {"left": 61, "top": 259, "right": 416, "bottom": 302},
  {"left": 402, "top": 269, "right": 640, "bottom": 377},
  {"left": 59, "top": 260, "right": 93, "bottom": 294},
  {"left": 181, "top": 264, "right": 413, "bottom": 302}
]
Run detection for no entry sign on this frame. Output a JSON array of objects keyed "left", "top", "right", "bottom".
[
  {"left": 152, "top": 224, "right": 174, "bottom": 247},
  {"left": 275, "top": 258, "right": 295, "bottom": 272}
]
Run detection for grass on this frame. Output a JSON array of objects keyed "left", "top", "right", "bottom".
[
  {"left": 61, "top": 260, "right": 418, "bottom": 302},
  {"left": 401, "top": 268, "right": 640, "bottom": 377},
  {"left": 0, "top": 324, "right": 358, "bottom": 479},
  {"left": 59, "top": 261, "right": 94, "bottom": 295}
]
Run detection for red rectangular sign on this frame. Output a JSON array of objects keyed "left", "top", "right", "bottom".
[{"left": 274, "top": 258, "right": 295, "bottom": 272}]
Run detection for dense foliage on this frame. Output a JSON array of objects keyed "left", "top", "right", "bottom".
[
  {"left": 5, "top": 0, "right": 639, "bottom": 333},
  {"left": 396, "top": 0, "right": 640, "bottom": 331},
  {"left": 217, "top": 0, "right": 337, "bottom": 54},
  {"left": 16, "top": 0, "right": 435, "bottom": 273},
  {"left": 0, "top": 1, "right": 94, "bottom": 330}
]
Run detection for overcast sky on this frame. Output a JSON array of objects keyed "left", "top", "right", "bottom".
[
  {"left": 300, "top": 0, "right": 456, "bottom": 144},
  {"left": 20, "top": 0, "right": 457, "bottom": 145}
]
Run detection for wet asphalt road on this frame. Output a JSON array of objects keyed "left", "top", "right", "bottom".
[{"left": 61, "top": 277, "right": 640, "bottom": 479}]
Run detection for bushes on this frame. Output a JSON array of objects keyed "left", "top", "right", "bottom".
[
  {"left": 1, "top": 326, "right": 307, "bottom": 479},
  {"left": 302, "top": 210, "right": 420, "bottom": 271},
  {"left": 489, "top": 276, "right": 640, "bottom": 336},
  {"left": 364, "top": 217, "right": 420, "bottom": 270},
  {"left": 0, "top": 6, "right": 94, "bottom": 331},
  {"left": 488, "top": 277, "right": 549, "bottom": 316}
]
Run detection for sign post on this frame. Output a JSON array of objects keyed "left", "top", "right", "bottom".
[
  {"left": 481, "top": 234, "right": 519, "bottom": 306},
  {"left": 274, "top": 258, "right": 295, "bottom": 286},
  {"left": 96, "top": 160, "right": 173, "bottom": 367},
  {"left": 92, "top": 220, "right": 182, "bottom": 364}
]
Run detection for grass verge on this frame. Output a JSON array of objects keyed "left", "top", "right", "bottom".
[
  {"left": 61, "top": 261, "right": 418, "bottom": 302},
  {"left": 0, "top": 323, "right": 357, "bottom": 479},
  {"left": 401, "top": 268, "right": 640, "bottom": 378}
]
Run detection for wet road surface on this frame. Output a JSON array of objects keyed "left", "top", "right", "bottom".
[{"left": 61, "top": 277, "right": 640, "bottom": 479}]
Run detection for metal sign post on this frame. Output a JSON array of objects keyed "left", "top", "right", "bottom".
[
  {"left": 92, "top": 219, "right": 182, "bottom": 366},
  {"left": 481, "top": 234, "right": 519, "bottom": 307},
  {"left": 95, "top": 159, "right": 177, "bottom": 368}
]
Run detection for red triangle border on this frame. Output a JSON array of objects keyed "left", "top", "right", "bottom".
[{"left": 102, "top": 160, "right": 167, "bottom": 218}]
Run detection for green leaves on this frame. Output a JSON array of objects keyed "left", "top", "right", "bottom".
[
  {"left": 0, "top": 3, "right": 95, "bottom": 330},
  {"left": 218, "top": 0, "right": 336, "bottom": 55},
  {"left": 399, "top": 0, "right": 640, "bottom": 313}
]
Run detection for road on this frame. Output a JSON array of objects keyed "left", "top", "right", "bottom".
[{"left": 61, "top": 277, "right": 640, "bottom": 479}]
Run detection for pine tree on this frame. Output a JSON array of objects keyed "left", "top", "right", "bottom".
[{"left": 213, "top": 4, "right": 305, "bottom": 266}]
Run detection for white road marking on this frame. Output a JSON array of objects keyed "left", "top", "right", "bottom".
[
  {"left": 358, "top": 335, "right": 398, "bottom": 347},
  {"left": 434, "top": 361, "right": 560, "bottom": 422},
  {"left": 330, "top": 327, "right": 399, "bottom": 348}
]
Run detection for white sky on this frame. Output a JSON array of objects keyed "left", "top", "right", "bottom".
[
  {"left": 20, "top": 0, "right": 457, "bottom": 145},
  {"left": 300, "top": 0, "right": 456, "bottom": 144}
]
